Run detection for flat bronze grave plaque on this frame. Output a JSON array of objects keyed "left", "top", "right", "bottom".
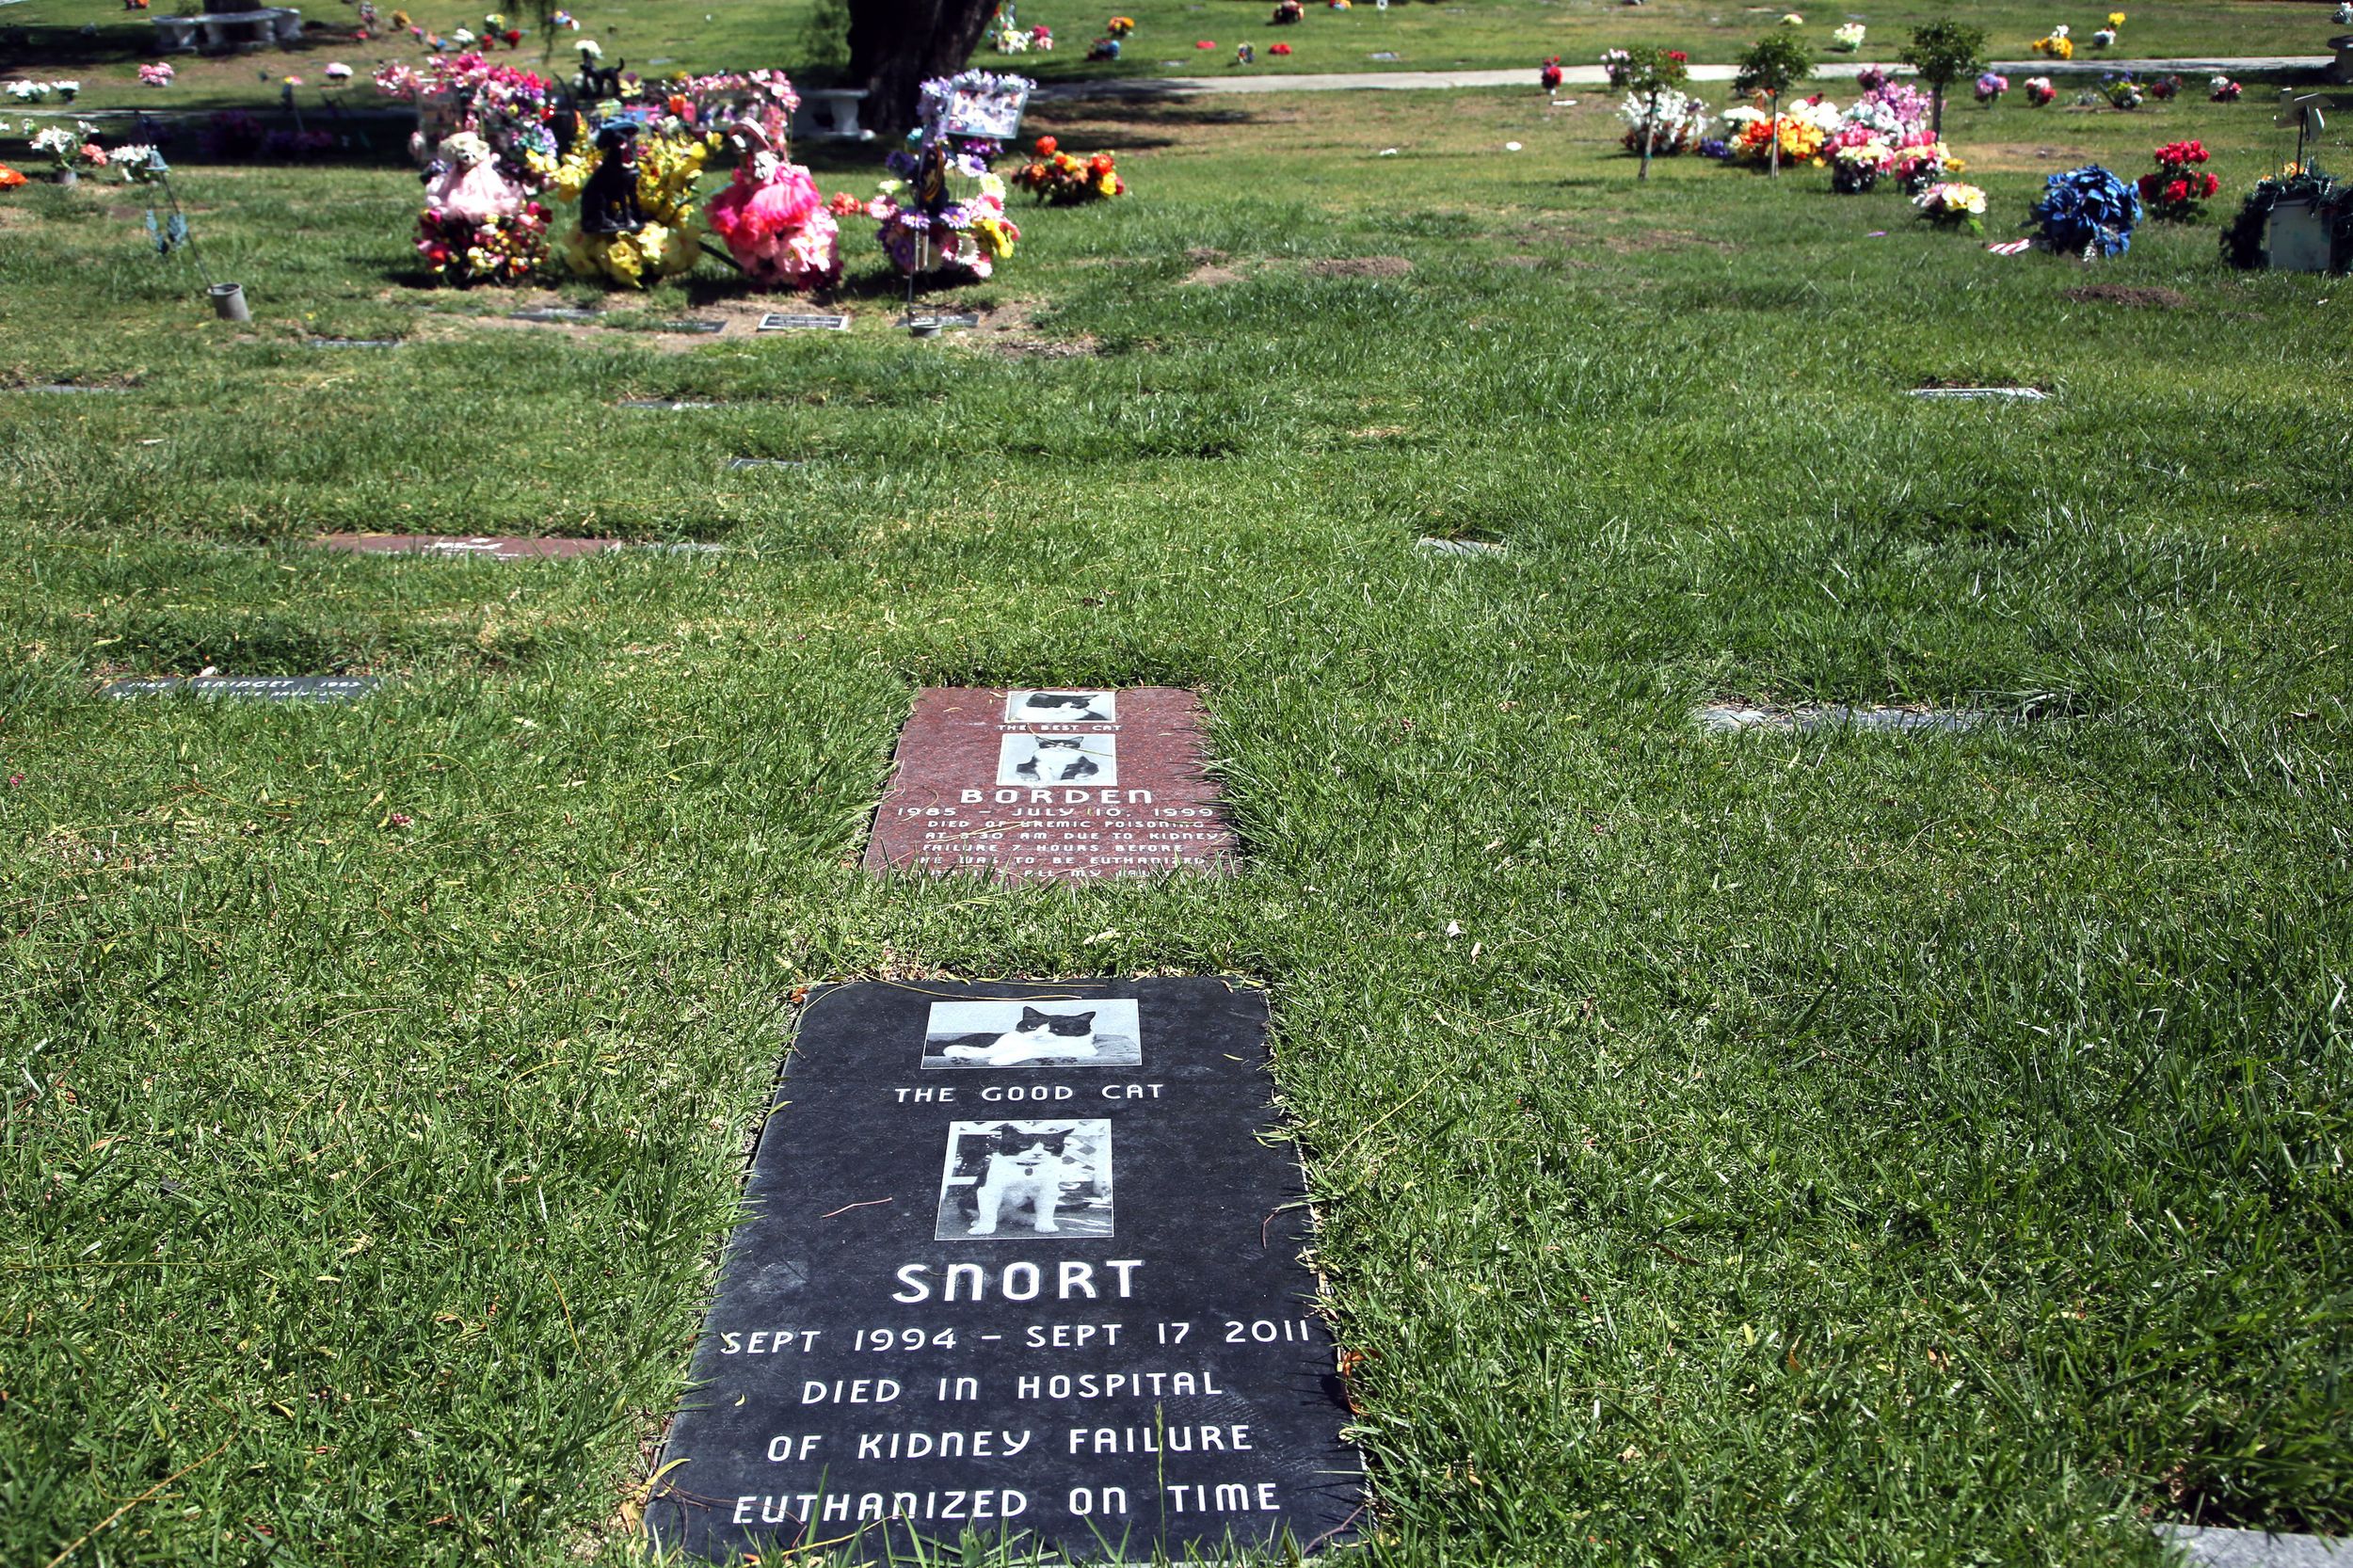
[
  {"left": 312, "top": 534, "right": 621, "bottom": 561},
  {"left": 647, "top": 978, "right": 1363, "bottom": 1565},
  {"left": 103, "top": 675, "right": 379, "bottom": 702},
  {"left": 865, "top": 688, "right": 1236, "bottom": 882}
]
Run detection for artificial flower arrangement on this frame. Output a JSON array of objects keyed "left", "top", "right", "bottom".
[
  {"left": 139, "top": 62, "right": 175, "bottom": 87},
  {"left": 1599, "top": 48, "right": 1633, "bottom": 87},
  {"left": 376, "top": 52, "right": 557, "bottom": 175},
  {"left": 1830, "top": 138, "right": 1893, "bottom": 192},
  {"left": 414, "top": 127, "right": 551, "bottom": 283},
  {"left": 2138, "top": 138, "right": 2218, "bottom": 220},
  {"left": 2090, "top": 25, "right": 2116, "bottom": 48},
  {"left": 2338, "top": 1, "right": 2352, "bottom": 23},
  {"left": 2148, "top": 73, "right": 2181, "bottom": 100},
  {"left": 2030, "top": 163, "right": 2140, "bottom": 256},
  {"left": 2025, "top": 75, "right": 2056, "bottom": 105},
  {"left": 0, "top": 164, "right": 23, "bottom": 189},
  {"left": 2032, "top": 24, "right": 2073, "bottom": 59},
  {"left": 707, "top": 116, "right": 842, "bottom": 290},
  {"left": 1889, "top": 136, "right": 1960, "bottom": 191},
  {"left": 868, "top": 72, "right": 1029, "bottom": 283},
  {"left": 2100, "top": 72, "right": 2142, "bottom": 110},
  {"left": 1271, "top": 40, "right": 1291, "bottom": 54},
  {"left": 1329, "top": 1, "right": 1351, "bottom": 11},
  {"left": 1618, "top": 87, "right": 1712, "bottom": 155},
  {"left": 1540, "top": 56, "right": 1563, "bottom": 90},
  {"left": 1975, "top": 71, "right": 2008, "bottom": 104},
  {"left": 1721, "top": 97, "right": 1842, "bottom": 168},
  {"left": 1011, "top": 134, "right": 1127, "bottom": 202},
  {"left": 1087, "top": 34, "right": 1122, "bottom": 58},
  {"left": 1273, "top": 0, "right": 1305, "bottom": 23},
  {"left": 1913, "top": 179, "right": 1987, "bottom": 232},
  {"left": 1830, "top": 23, "right": 1865, "bottom": 51},
  {"left": 2209, "top": 75, "right": 2241, "bottom": 103},
  {"left": 1107, "top": 14, "right": 1135, "bottom": 33},
  {"left": 24, "top": 121, "right": 104, "bottom": 177},
  {"left": 543, "top": 118, "right": 714, "bottom": 286},
  {"left": 7, "top": 80, "right": 81, "bottom": 103}
]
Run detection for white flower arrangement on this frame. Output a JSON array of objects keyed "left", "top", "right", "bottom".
[
  {"left": 1830, "top": 23, "right": 1865, "bottom": 50},
  {"left": 1616, "top": 87, "right": 1713, "bottom": 152}
]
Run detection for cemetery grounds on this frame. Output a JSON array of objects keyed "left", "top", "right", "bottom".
[{"left": 3, "top": 43, "right": 2352, "bottom": 1568}]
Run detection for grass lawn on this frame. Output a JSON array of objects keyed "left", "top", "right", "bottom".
[
  {"left": 3, "top": 0, "right": 2346, "bottom": 113},
  {"left": 3, "top": 72, "right": 2352, "bottom": 1567}
]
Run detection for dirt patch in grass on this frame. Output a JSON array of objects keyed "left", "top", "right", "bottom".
[
  {"left": 1182, "top": 263, "right": 1244, "bottom": 286},
  {"left": 1308, "top": 255, "right": 1413, "bottom": 279},
  {"left": 2064, "top": 283, "right": 2192, "bottom": 310}
]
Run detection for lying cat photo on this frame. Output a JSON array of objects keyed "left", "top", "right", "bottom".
[
  {"left": 997, "top": 733, "right": 1118, "bottom": 788},
  {"left": 936, "top": 1119, "right": 1114, "bottom": 1240},
  {"left": 1005, "top": 689, "right": 1117, "bottom": 725},
  {"left": 922, "top": 998, "right": 1143, "bottom": 1070}
]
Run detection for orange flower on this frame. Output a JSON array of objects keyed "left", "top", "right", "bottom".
[
  {"left": 0, "top": 165, "right": 24, "bottom": 189},
  {"left": 1034, "top": 135, "right": 1058, "bottom": 154}
]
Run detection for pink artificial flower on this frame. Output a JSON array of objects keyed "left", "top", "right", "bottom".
[
  {"left": 6, "top": 774, "right": 24, "bottom": 787},
  {"left": 388, "top": 812, "right": 413, "bottom": 828},
  {"left": 1196, "top": 38, "right": 1215, "bottom": 46}
]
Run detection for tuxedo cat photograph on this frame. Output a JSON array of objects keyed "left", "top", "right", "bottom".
[
  {"left": 1004, "top": 689, "right": 1117, "bottom": 726},
  {"left": 997, "top": 733, "right": 1118, "bottom": 788},
  {"left": 921, "top": 998, "right": 1144, "bottom": 1070},
  {"left": 935, "top": 1120, "right": 1114, "bottom": 1240}
]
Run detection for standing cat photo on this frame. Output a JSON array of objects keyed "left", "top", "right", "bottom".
[
  {"left": 935, "top": 1119, "right": 1114, "bottom": 1240},
  {"left": 997, "top": 732, "right": 1118, "bottom": 787},
  {"left": 922, "top": 998, "right": 1143, "bottom": 1070},
  {"left": 1005, "top": 689, "right": 1117, "bottom": 725}
]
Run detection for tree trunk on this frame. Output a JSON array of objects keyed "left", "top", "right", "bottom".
[
  {"left": 1930, "top": 84, "right": 1944, "bottom": 136},
  {"left": 1640, "top": 86, "right": 1658, "bottom": 180},
  {"left": 847, "top": 0, "right": 999, "bottom": 136},
  {"left": 1768, "top": 88, "right": 1780, "bottom": 178}
]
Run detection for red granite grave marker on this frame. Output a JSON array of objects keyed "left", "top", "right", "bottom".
[
  {"left": 312, "top": 534, "right": 622, "bottom": 560},
  {"left": 865, "top": 688, "right": 1237, "bottom": 882}
]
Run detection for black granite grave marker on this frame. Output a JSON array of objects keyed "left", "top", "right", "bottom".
[
  {"left": 663, "top": 318, "right": 728, "bottom": 334},
  {"left": 648, "top": 979, "right": 1362, "bottom": 1565}
]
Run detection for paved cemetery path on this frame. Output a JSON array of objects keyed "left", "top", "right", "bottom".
[{"left": 1039, "top": 54, "right": 2334, "bottom": 98}]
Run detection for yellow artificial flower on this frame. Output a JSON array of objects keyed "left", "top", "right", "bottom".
[{"left": 2107, "top": 10, "right": 2124, "bottom": 25}]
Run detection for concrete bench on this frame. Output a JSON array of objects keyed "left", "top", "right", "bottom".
[
  {"left": 152, "top": 7, "right": 300, "bottom": 54},
  {"left": 792, "top": 87, "right": 871, "bottom": 140}
]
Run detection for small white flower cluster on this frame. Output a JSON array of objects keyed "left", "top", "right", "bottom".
[{"left": 7, "top": 79, "right": 82, "bottom": 103}]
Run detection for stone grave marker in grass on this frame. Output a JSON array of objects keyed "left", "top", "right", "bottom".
[
  {"left": 312, "top": 534, "right": 622, "bottom": 561},
  {"left": 103, "top": 675, "right": 380, "bottom": 702},
  {"left": 511, "top": 306, "right": 604, "bottom": 323},
  {"left": 1417, "top": 536, "right": 1505, "bottom": 558},
  {"left": 2158, "top": 1526, "right": 2349, "bottom": 1567},
  {"left": 757, "top": 311, "right": 852, "bottom": 331},
  {"left": 618, "top": 397, "right": 722, "bottom": 409},
  {"left": 728, "top": 456, "right": 810, "bottom": 470},
  {"left": 661, "top": 318, "right": 727, "bottom": 334},
  {"left": 305, "top": 338, "right": 403, "bottom": 349},
  {"left": 644, "top": 977, "right": 1363, "bottom": 1566},
  {"left": 1909, "top": 385, "right": 2049, "bottom": 401},
  {"left": 8, "top": 383, "right": 128, "bottom": 394},
  {"left": 1695, "top": 701, "right": 1990, "bottom": 733},
  {"left": 867, "top": 688, "right": 1237, "bottom": 882}
]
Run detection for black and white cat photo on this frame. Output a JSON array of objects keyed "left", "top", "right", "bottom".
[
  {"left": 935, "top": 1119, "right": 1113, "bottom": 1240},
  {"left": 922, "top": 998, "right": 1143, "bottom": 1070},
  {"left": 997, "top": 733, "right": 1118, "bottom": 788},
  {"left": 1005, "top": 689, "right": 1116, "bottom": 725}
]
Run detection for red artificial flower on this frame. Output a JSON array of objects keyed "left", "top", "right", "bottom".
[
  {"left": 2199, "top": 172, "right": 2218, "bottom": 196},
  {"left": 827, "top": 189, "right": 864, "bottom": 216},
  {"left": 1035, "top": 135, "right": 1058, "bottom": 154},
  {"left": 1196, "top": 39, "right": 1215, "bottom": 47},
  {"left": 2163, "top": 178, "right": 2188, "bottom": 203},
  {"left": 1272, "top": 40, "right": 1291, "bottom": 53},
  {"left": 0, "top": 165, "right": 24, "bottom": 189},
  {"left": 503, "top": 26, "right": 520, "bottom": 42},
  {"left": 1667, "top": 49, "right": 1688, "bottom": 63},
  {"left": 1088, "top": 152, "right": 1114, "bottom": 174}
]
